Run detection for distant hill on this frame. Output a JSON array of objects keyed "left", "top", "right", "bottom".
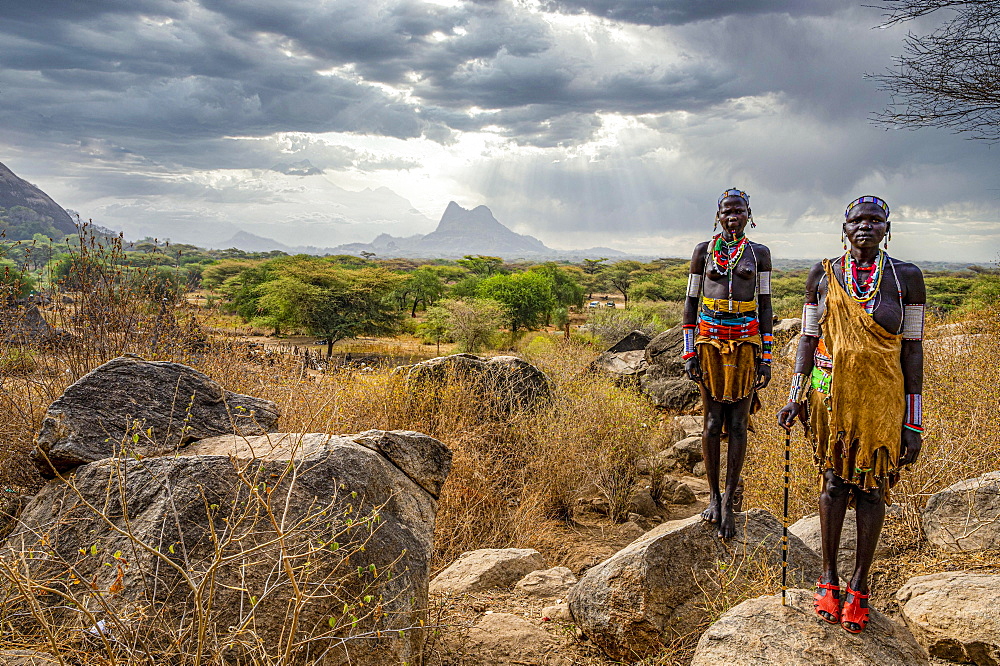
[
  {"left": 410, "top": 202, "right": 550, "bottom": 256},
  {"left": 215, "top": 202, "right": 633, "bottom": 259},
  {"left": 0, "top": 161, "right": 77, "bottom": 240},
  {"left": 216, "top": 231, "right": 296, "bottom": 253}
]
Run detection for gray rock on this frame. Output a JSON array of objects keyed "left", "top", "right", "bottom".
[
  {"left": 923, "top": 471, "right": 1000, "bottom": 552},
  {"left": 661, "top": 479, "right": 697, "bottom": 505},
  {"left": 787, "top": 511, "right": 892, "bottom": 577},
  {"left": 32, "top": 356, "right": 280, "bottom": 475},
  {"left": 567, "top": 509, "right": 822, "bottom": 661},
  {"left": 773, "top": 318, "right": 803, "bottom": 335},
  {"left": 897, "top": 572, "right": 1000, "bottom": 665},
  {"left": 606, "top": 331, "right": 653, "bottom": 354},
  {"left": 670, "top": 415, "right": 704, "bottom": 443},
  {"left": 5, "top": 430, "right": 451, "bottom": 666},
  {"left": 783, "top": 334, "right": 801, "bottom": 362},
  {"left": 0, "top": 304, "right": 69, "bottom": 345},
  {"left": 692, "top": 461, "right": 707, "bottom": 477},
  {"left": 668, "top": 436, "right": 704, "bottom": 471},
  {"left": 430, "top": 548, "right": 545, "bottom": 595},
  {"left": 640, "top": 325, "right": 701, "bottom": 411},
  {"left": 629, "top": 487, "right": 660, "bottom": 517},
  {"left": 515, "top": 566, "right": 578, "bottom": 598},
  {"left": 463, "top": 613, "right": 565, "bottom": 665},
  {"left": 616, "top": 520, "right": 647, "bottom": 541},
  {"left": 591, "top": 349, "right": 648, "bottom": 383},
  {"left": 350, "top": 430, "right": 452, "bottom": 498},
  {"left": 691, "top": 588, "right": 929, "bottom": 666},
  {"left": 397, "top": 353, "right": 551, "bottom": 413}
]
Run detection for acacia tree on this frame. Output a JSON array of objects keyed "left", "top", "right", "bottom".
[
  {"left": 477, "top": 271, "right": 555, "bottom": 336},
  {"left": 304, "top": 268, "right": 406, "bottom": 357},
  {"left": 601, "top": 260, "right": 643, "bottom": 309},
  {"left": 401, "top": 266, "right": 447, "bottom": 317},
  {"left": 870, "top": 1, "right": 1000, "bottom": 140}
]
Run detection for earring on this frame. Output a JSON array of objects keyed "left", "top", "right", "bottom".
[
  {"left": 713, "top": 218, "right": 718, "bottom": 232},
  {"left": 884, "top": 231, "right": 890, "bottom": 249},
  {"left": 750, "top": 214, "right": 756, "bottom": 229},
  {"left": 841, "top": 232, "right": 847, "bottom": 251}
]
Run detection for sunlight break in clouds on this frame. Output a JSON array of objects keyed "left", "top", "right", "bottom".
[{"left": 0, "top": 0, "right": 996, "bottom": 260}]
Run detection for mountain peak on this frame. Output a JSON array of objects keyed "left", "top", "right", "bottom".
[
  {"left": 413, "top": 202, "right": 549, "bottom": 256},
  {"left": 0, "top": 160, "right": 77, "bottom": 239}
]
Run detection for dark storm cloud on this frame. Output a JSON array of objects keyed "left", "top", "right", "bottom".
[{"left": 540, "top": 0, "right": 839, "bottom": 26}]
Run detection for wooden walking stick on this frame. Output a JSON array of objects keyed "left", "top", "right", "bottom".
[{"left": 781, "top": 428, "right": 791, "bottom": 606}]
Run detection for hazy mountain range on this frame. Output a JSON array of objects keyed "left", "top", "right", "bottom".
[
  {"left": 214, "top": 201, "right": 626, "bottom": 259},
  {"left": 0, "top": 159, "right": 624, "bottom": 259}
]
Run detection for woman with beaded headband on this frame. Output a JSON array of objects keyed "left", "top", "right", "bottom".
[
  {"left": 778, "top": 195, "right": 925, "bottom": 634},
  {"left": 682, "top": 188, "right": 774, "bottom": 539}
]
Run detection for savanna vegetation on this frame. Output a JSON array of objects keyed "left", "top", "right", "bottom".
[{"left": 0, "top": 227, "right": 996, "bottom": 664}]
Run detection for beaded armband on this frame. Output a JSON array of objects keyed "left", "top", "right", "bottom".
[
  {"left": 758, "top": 271, "right": 771, "bottom": 295},
  {"left": 761, "top": 332, "right": 773, "bottom": 364},
  {"left": 904, "top": 393, "right": 923, "bottom": 432},
  {"left": 681, "top": 325, "right": 696, "bottom": 360},
  {"left": 902, "top": 304, "right": 925, "bottom": 340},
  {"left": 687, "top": 273, "right": 702, "bottom": 298},
  {"left": 802, "top": 303, "right": 820, "bottom": 337},
  {"left": 788, "top": 372, "right": 809, "bottom": 403}
]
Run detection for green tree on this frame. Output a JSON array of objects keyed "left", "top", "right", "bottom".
[
  {"left": 477, "top": 271, "right": 555, "bottom": 336},
  {"left": 199, "top": 260, "right": 257, "bottom": 289},
  {"left": 304, "top": 268, "right": 406, "bottom": 356},
  {"left": 457, "top": 255, "right": 505, "bottom": 277},
  {"left": 630, "top": 273, "right": 686, "bottom": 301},
  {"left": 601, "top": 260, "right": 643, "bottom": 309},
  {"left": 402, "top": 266, "right": 447, "bottom": 317}
]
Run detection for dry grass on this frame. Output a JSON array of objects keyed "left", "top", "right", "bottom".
[{"left": 0, "top": 238, "right": 997, "bottom": 665}]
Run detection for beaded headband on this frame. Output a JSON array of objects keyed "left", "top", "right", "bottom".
[
  {"left": 845, "top": 195, "right": 890, "bottom": 220},
  {"left": 718, "top": 188, "right": 749, "bottom": 208}
]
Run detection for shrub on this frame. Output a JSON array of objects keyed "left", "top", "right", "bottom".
[{"left": 586, "top": 300, "right": 682, "bottom": 344}]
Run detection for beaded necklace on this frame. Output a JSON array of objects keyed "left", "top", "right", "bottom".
[
  {"left": 841, "top": 249, "right": 884, "bottom": 303},
  {"left": 710, "top": 233, "right": 747, "bottom": 276},
  {"left": 707, "top": 232, "right": 752, "bottom": 312}
]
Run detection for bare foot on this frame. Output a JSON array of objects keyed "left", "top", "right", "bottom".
[
  {"left": 717, "top": 504, "right": 736, "bottom": 539},
  {"left": 701, "top": 495, "right": 721, "bottom": 524}
]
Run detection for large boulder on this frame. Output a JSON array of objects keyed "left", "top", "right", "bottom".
[
  {"left": 32, "top": 356, "right": 280, "bottom": 474},
  {"left": 4, "top": 430, "right": 451, "bottom": 665},
  {"left": 691, "top": 589, "right": 929, "bottom": 666},
  {"left": 397, "top": 354, "right": 551, "bottom": 413},
  {"left": 922, "top": 471, "right": 1000, "bottom": 552},
  {"left": 640, "top": 325, "right": 700, "bottom": 411},
  {"left": 430, "top": 548, "right": 545, "bottom": 595},
  {"left": 567, "top": 509, "right": 822, "bottom": 661},
  {"left": 897, "top": 572, "right": 1000, "bottom": 664}
]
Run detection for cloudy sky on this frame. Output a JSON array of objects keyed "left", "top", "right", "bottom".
[{"left": 1, "top": 0, "right": 998, "bottom": 261}]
